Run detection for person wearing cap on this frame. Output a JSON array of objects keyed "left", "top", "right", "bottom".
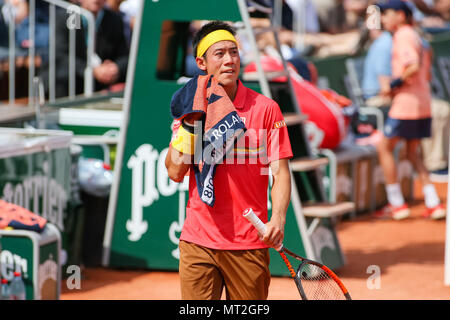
[
  {"left": 375, "top": 0, "right": 446, "bottom": 220},
  {"left": 165, "top": 21, "right": 293, "bottom": 299}
]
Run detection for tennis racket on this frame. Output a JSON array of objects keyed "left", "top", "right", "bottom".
[{"left": 243, "top": 208, "right": 351, "bottom": 300}]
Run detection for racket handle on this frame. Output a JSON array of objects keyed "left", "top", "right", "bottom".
[{"left": 243, "top": 208, "right": 283, "bottom": 251}]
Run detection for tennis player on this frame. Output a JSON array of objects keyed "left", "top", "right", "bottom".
[{"left": 165, "top": 21, "right": 293, "bottom": 299}]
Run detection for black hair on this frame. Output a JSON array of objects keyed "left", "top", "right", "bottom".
[
  {"left": 394, "top": 9, "right": 414, "bottom": 25},
  {"left": 192, "top": 20, "right": 237, "bottom": 58}
]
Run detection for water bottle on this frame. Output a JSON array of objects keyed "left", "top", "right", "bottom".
[
  {"left": 9, "top": 272, "right": 26, "bottom": 300},
  {"left": 1, "top": 278, "right": 10, "bottom": 300},
  {"left": 78, "top": 158, "right": 114, "bottom": 197}
]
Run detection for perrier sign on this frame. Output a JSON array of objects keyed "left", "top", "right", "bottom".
[{"left": 0, "top": 129, "right": 71, "bottom": 265}]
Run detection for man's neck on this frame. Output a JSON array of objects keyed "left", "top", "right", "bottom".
[
  {"left": 393, "top": 22, "right": 408, "bottom": 33},
  {"left": 87, "top": 8, "right": 104, "bottom": 18},
  {"left": 223, "top": 82, "right": 238, "bottom": 101}
]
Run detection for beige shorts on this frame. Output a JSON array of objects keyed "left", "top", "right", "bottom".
[{"left": 179, "top": 240, "right": 271, "bottom": 300}]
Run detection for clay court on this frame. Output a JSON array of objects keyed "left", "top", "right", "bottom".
[{"left": 60, "top": 179, "right": 449, "bottom": 300}]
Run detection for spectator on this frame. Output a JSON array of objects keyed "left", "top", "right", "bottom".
[
  {"left": 14, "top": 0, "right": 50, "bottom": 56},
  {"left": 344, "top": 0, "right": 372, "bottom": 30},
  {"left": 361, "top": 29, "right": 392, "bottom": 105},
  {"left": 247, "top": 1, "right": 320, "bottom": 59},
  {"left": 284, "top": 0, "right": 320, "bottom": 34},
  {"left": 2, "top": 0, "right": 27, "bottom": 25},
  {"left": 246, "top": 0, "right": 363, "bottom": 59},
  {"left": 119, "top": 0, "right": 139, "bottom": 37},
  {"left": 0, "top": 0, "right": 28, "bottom": 56},
  {"left": 41, "top": 0, "right": 129, "bottom": 98},
  {"left": 0, "top": 1, "right": 9, "bottom": 51},
  {"left": 282, "top": 0, "right": 320, "bottom": 57},
  {"left": 311, "top": 0, "right": 348, "bottom": 33},
  {"left": 374, "top": 0, "right": 445, "bottom": 220},
  {"left": 106, "top": 0, "right": 133, "bottom": 48},
  {"left": 419, "top": 0, "right": 450, "bottom": 33},
  {"left": 105, "top": 0, "right": 121, "bottom": 11},
  {"left": 434, "top": 0, "right": 450, "bottom": 20}
]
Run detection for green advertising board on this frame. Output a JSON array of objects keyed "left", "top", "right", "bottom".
[
  {"left": 0, "top": 234, "right": 34, "bottom": 299},
  {"left": 0, "top": 128, "right": 73, "bottom": 267},
  {"left": 102, "top": 0, "right": 346, "bottom": 277},
  {"left": 429, "top": 32, "right": 450, "bottom": 101},
  {"left": 0, "top": 224, "right": 61, "bottom": 300}
]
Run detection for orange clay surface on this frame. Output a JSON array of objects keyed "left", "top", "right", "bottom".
[{"left": 61, "top": 180, "right": 449, "bottom": 300}]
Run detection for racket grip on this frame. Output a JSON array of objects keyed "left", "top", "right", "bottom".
[
  {"left": 243, "top": 208, "right": 283, "bottom": 251},
  {"left": 243, "top": 208, "right": 267, "bottom": 234}
]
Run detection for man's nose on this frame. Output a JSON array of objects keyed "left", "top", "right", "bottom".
[{"left": 223, "top": 51, "right": 234, "bottom": 64}]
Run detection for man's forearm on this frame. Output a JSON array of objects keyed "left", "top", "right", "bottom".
[
  {"left": 165, "top": 145, "right": 192, "bottom": 182},
  {"left": 401, "top": 63, "right": 419, "bottom": 81},
  {"left": 261, "top": 159, "right": 291, "bottom": 248},
  {"left": 270, "top": 167, "right": 291, "bottom": 225}
]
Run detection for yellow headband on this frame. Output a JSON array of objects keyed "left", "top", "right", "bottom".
[{"left": 196, "top": 29, "right": 237, "bottom": 58}]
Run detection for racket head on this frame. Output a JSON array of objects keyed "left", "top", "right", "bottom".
[{"left": 296, "top": 260, "right": 351, "bottom": 300}]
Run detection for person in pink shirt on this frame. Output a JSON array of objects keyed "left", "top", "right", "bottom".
[
  {"left": 375, "top": 0, "right": 445, "bottom": 220},
  {"left": 165, "top": 21, "right": 293, "bottom": 299}
]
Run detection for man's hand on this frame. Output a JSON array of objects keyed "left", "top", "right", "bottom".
[
  {"left": 379, "top": 75, "right": 392, "bottom": 97},
  {"left": 183, "top": 112, "right": 203, "bottom": 125},
  {"left": 94, "top": 60, "right": 120, "bottom": 85},
  {"left": 165, "top": 113, "right": 203, "bottom": 183},
  {"left": 260, "top": 215, "right": 284, "bottom": 249}
]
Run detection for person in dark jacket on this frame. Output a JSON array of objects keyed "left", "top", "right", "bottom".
[{"left": 41, "top": 0, "right": 128, "bottom": 98}]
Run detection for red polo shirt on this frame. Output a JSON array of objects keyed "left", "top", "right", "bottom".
[{"left": 179, "top": 80, "right": 293, "bottom": 250}]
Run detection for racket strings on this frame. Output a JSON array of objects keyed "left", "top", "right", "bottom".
[{"left": 297, "top": 263, "right": 348, "bottom": 300}]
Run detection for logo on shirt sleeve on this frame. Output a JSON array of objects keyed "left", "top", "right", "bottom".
[{"left": 273, "top": 120, "right": 286, "bottom": 129}]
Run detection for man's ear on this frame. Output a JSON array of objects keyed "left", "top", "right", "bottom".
[{"left": 195, "top": 56, "right": 207, "bottom": 72}]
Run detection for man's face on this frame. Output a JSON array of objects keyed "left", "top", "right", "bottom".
[
  {"left": 196, "top": 40, "right": 240, "bottom": 89},
  {"left": 381, "top": 9, "right": 402, "bottom": 32},
  {"left": 80, "top": 0, "right": 106, "bottom": 14}
]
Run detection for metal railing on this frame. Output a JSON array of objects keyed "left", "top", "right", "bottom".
[{"left": 2, "top": 0, "right": 96, "bottom": 106}]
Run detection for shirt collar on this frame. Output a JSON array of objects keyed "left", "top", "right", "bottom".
[{"left": 233, "top": 79, "right": 246, "bottom": 109}]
